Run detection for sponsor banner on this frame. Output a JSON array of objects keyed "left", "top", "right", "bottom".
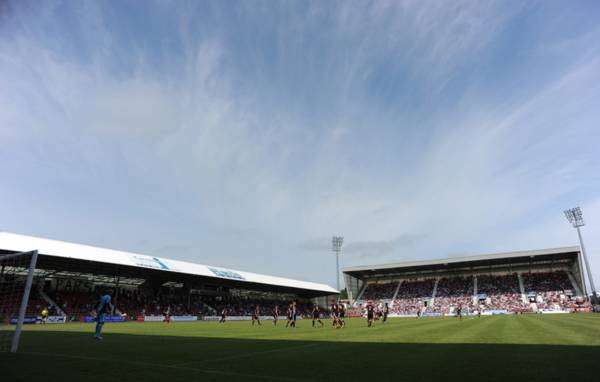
[
  {"left": 143, "top": 315, "right": 165, "bottom": 322},
  {"left": 422, "top": 312, "right": 443, "bottom": 317},
  {"left": 208, "top": 266, "right": 245, "bottom": 281},
  {"left": 539, "top": 309, "right": 569, "bottom": 314},
  {"left": 482, "top": 310, "right": 509, "bottom": 315},
  {"left": 205, "top": 315, "right": 241, "bottom": 321},
  {"left": 207, "top": 316, "right": 251, "bottom": 321},
  {"left": 129, "top": 254, "right": 173, "bottom": 271},
  {"left": 171, "top": 316, "right": 198, "bottom": 322},
  {"left": 355, "top": 313, "right": 436, "bottom": 318},
  {"left": 83, "top": 315, "right": 126, "bottom": 323},
  {"left": 388, "top": 314, "right": 418, "bottom": 318},
  {"left": 10, "top": 316, "right": 39, "bottom": 324},
  {"left": 511, "top": 309, "right": 532, "bottom": 313},
  {"left": 46, "top": 315, "right": 67, "bottom": 324}
]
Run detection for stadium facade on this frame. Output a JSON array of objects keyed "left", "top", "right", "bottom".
[
  {"left": 343, "top": 246, "right": 589, "bottom": 315},
  {"left": 0, "top": 232, "right": 337, "bottom": 323}
]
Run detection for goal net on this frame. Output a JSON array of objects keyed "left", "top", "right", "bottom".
[{"left": 0, "top": 250, "right": 38, "bottom": 353}]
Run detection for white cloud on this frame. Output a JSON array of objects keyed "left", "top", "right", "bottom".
[{"left": 1, "top": 1, "right": 599, "bottom": 287}]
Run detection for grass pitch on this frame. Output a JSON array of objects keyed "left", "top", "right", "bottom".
[{"left": 2, "top": 314, "right": 600, "bottom": 382}]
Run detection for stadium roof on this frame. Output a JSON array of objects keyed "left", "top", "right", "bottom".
[
  {"left": 0, "top": 232, "right": 338, "bottom": 296},
  {"left": 343, "top": 246, "right": 581, "bottom": 279}
]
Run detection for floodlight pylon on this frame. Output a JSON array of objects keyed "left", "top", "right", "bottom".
[
  {"left": 332, "top": 236, "right": 344, "bottom": 297},
  {"left": 564, "top": 207, "right": 597, "bottom": 304}
]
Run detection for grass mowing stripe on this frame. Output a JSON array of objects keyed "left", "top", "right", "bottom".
[
  {"left": 532, "top": 315, "right": 600, "bottom": 345},
  {"left": 5, "top": 315, "right": 600, "bottom": 382},
  {"left": 174, "top": 343, "right": 319, "bottom": 366},
  {"left": 20, "top": 350, "right": 305, "bottom": 382},
  {"left": 440, "top": 316, "right": 497, "bottom": 343},
  {"left": 549, "top": 314, "right": 600, "bottom": 332},
  {"left": 509, "top": 315, "right": 553, "bottom": 345},
  {"left": 525, "top": 314, "right": 596, "bottom": 345},
  {"left": 390, "top": 316, "right": 478, "bottom": 343},
  {"left": 513, "top": 315, "right": 576, "bottom": 345},
  {"left": 455, "top": 315, "right": 504, "bottom": 343},
  {"left": 362, "top": 316, "right": 465, "bottom": 343}
]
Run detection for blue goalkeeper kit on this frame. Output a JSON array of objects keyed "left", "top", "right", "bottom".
[{"left": 94, "top": 294, "right": 111, "bottom": 338}]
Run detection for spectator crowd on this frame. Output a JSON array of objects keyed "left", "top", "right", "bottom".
[
  {"left": 355, "top": 271, "right": 581, "bottom": 315},
  {"left": 1, "top": 270, "right": 584, "bottom": 323}
]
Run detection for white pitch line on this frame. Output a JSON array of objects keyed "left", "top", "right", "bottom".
[
  {"left": 173, "top": 343, "right": 319, "bottom": 366},
  {"left": 19, "top": 351, "right": 306, "bottom": 382}
]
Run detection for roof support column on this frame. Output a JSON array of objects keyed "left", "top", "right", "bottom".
[
  {"left": 114, "top": 276, "right": 120, "bottom": 313},
  {"left": 187, "top": 287, "right": 191, "bottom": 312}
]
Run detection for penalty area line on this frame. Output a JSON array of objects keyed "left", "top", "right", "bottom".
[{"left": 19, "top": 351, "right": 305, "bottom": 382}]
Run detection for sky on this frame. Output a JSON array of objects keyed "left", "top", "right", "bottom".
[{"left": 1, "top": 0, "right": 600, "bottom": 291}]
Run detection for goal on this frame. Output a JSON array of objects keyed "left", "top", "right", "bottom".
[{"left": 0, "top": 250, "right": 38, "bottom": 353}]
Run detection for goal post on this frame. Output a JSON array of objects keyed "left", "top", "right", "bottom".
[{"left": 0, "top": 250, "right": 39, "bottom": 353}]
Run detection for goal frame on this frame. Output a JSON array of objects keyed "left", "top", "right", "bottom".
[{"left": 0, "top": 250, "right": 38, "bottom": 353}]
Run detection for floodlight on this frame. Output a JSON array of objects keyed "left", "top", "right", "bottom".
[
  {"left": 332, "top": 236, "right": 344, "bottom": 295},
  {"left": 564, "top": 207, "right": 584, "bottom": 227},
  {"left": 563, "top": 206, "right": 596, "bottom": 304},
  {"left": 332, "top": 236, "right": 344, "bottom": 252}
]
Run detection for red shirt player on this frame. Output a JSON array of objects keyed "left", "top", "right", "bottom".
[{"left": 366, "top": 302, "right": 375, "bottom": 327}]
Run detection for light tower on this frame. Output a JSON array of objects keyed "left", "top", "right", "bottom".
[
  {"left": 332, "top": 236, "right": 344, "bottom": 295},
  {"left": 564, "top": 207, "right": 597, "bottom": 303}
]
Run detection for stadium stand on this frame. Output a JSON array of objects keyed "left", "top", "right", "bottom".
[
  {"left": 393, "top": 279, "right": 435, "bottom": 315},
  {"left": 432, "top": 276, "right": 474, "bottom": 313},
  {"left": 0, "top": 282, "right": 47, "bottom": 320},
  {"left": 0, "top": 232, "right": 337, "bottom": 322},
  {"left": 522, "top": 271, "right": 575, "bottom": 310},
  {"left": 476, "top": 274, "right": 526, "bottom": 311},
  {"left": 361, "top": 282, "right": 397, "bottom": 301},
  {"left": 1, "top": 232, "right": 593, "bottom": 321},
  {"left": 344, "top": 247, "right": 590, "bottom": 315},
  {"left": 212, "top": 297, "right": 317, "bottom": 317},
  {"left": 41, "top": 270, "right": 576, "bottom": 318}
]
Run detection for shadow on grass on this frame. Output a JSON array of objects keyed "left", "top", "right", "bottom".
[{"left": 1, "top": 331, "right": 598, "bottom": 382}]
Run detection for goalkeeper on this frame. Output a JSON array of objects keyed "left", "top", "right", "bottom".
[{"left": 93, "top": 289, "right": 114, "bottom": 340}]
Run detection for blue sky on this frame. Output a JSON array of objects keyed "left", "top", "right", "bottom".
[{"left": 1, "top": 0, "right": 600, "bottom": 290}]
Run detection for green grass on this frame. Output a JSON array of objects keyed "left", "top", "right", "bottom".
[{"left": 2, "top": 314, "right": 600, "bottom": 381}]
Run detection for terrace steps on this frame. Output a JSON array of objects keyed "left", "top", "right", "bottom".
[{"left": 38, "top": 287, "right": 66, "bottom": 316}]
